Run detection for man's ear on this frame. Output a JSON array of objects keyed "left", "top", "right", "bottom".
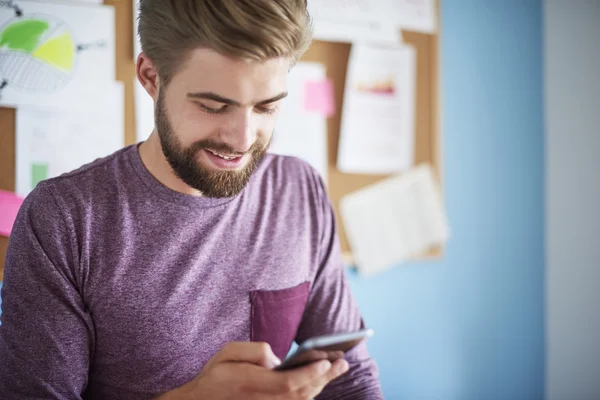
[{"left": 136, "top": 52, "right": 160, "bottom": 101}]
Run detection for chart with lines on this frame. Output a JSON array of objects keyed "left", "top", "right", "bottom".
[{"left": 0, "top": 0, "right": 114, "bottom": 106}]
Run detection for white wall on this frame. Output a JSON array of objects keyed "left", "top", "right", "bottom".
[{"left": 545, "top": 1, "right": 600, "bottom": 399}]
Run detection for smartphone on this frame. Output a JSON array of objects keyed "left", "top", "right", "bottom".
[{"left": 275, "top": 328, "right": 375, "bottom": 371}]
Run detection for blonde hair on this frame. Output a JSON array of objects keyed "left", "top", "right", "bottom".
[{"left": 138, "top": 0, "right": 313, "bottom": 85}]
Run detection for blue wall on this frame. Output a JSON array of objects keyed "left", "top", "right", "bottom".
[{"left": 347, "top": 0, "right": 545, "bottom": 399}]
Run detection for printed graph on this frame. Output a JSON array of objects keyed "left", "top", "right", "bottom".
[{"left": 0, "top": 15, "right": 76, "bottom": 92}]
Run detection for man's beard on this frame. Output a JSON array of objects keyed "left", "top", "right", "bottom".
[{"left": 155, "top": 91, "right": 269, "bottom": 198}]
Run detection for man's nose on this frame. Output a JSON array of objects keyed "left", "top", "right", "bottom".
[{"left": 219, "top": 109, "right": 256, "bottom": 153}]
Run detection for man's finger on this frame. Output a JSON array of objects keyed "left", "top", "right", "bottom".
[
  {"left": 322, "top": 358, "right": 350, "bottom": 383},
  {"left": 267, "top": 359, "right": 333, "bottom": 393},
  {"left": 241, "top": 358, "right": 350, "bottom": 396},
  {"left": 236, "top": 359, "right": 332, "bottom": 394},
  {"left": 301, "top": 359, "right": 350, "bottom": 399},
  {"left": 210, "top": 342, "right": 281, "bottom": 369}
]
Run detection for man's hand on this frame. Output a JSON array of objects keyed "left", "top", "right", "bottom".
[{"left": 155, "top": 342, "right": 349, "bottom": 400}]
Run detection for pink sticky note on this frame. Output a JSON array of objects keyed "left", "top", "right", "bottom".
[
  {"left": 304, "top": 79, "right": 335, "bottom": 117},
  {"left": 0, "top": 190, "right": 24, "bottom": 237}
]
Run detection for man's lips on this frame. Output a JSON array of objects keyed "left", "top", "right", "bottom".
[{"left": 203, "top": 149, "right": 246, "bottom": 169}]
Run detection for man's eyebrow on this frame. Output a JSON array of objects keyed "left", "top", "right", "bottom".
[
  {"left": 186, "top": 92, "right": 240, "bottom": 106},
  {"left": 256, "top": 92, "right": 288, "bottom": 105},
  {"left": 186, "top": 91, "right": 288, "bottom": 106}
]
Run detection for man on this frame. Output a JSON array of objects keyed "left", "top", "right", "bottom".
[{"left": 0, "top": 1, "right": 383, "bottom": 398}]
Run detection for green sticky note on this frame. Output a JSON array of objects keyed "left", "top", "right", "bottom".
[{"left": 31, "top": 163, "right": 48, "bottom": 188}]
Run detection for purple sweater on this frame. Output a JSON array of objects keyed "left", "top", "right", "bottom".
[{"left": 0, "top": 145, "right": 382, "bottom": 399}]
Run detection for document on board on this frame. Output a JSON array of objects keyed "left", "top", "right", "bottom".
[
  {"left": 269, "top": 62, "right": 330, "bottom": 183},
  {"left": 340, "top": 164, "right": 449, "bottom": 276},
  {"left": 15, "top": 81, "right": 124, "bottom": 197},
  {"left": 307, "top": 0, "right": 436, "bottom": 43},
  {"left": 134, "top": 77, "right": 155, "bottom": 142},
  {"left": 337, "top": 43, "right": 416, "bottom": 174},
  {"left": 387, "top": 0, "right": 437, "bottom": 34},
  {"left": 0, "top": 0, "right": 115, "bottom": 107},
  {"left": 307, "top": 0, "right": 399, "bottom": 44}
]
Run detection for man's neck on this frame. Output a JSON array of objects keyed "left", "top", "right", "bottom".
[{"left": 138, "top": 132, "right": 203, "bottom": 197}]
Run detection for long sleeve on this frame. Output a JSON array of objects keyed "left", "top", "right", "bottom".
[
  {"left": 295, "top": 175, "right": 384, "bottom": 400},
  {"left": 0, "top": 182, "right": 93, "bottom": 399}
]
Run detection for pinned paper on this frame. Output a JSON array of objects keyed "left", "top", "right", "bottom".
[
  {"left": 0, "top": 1, "right": 116, "bottom": 107},
  {"left": 340, "top": 164, "right": 450, "bottom": 276},
  {"left": 304, "top": 79, "right": 335, "bottom": 117},
  {"left": 337, "top": 43, "right": 416, "bottom": 174},
  {"left": 271, "top": 62, "right": 329, "bottom": 182},
  {"left": 15, "top": 81, "right": 124, "bottom": 197},
  {"left": 307, "top": 0, "right": 401, "bottom": 43},
  {"left": 0, "top": 190, "right": 24, "bottom": 237}
]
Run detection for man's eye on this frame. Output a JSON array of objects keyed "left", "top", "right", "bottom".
[
  {"left": 256, "top": 106, "right": 278, "bottom": 115},
  {"left": 199, "top": 103, "right": 228, "bottom": 115}
]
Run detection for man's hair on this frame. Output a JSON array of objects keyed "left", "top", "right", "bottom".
[{"left": 138, "top": 0, "right": 314, "bottom": 85}]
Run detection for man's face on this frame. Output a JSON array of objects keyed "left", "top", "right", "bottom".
[{"left": 155, "top": 49, "right": 290, "bottom": 198}]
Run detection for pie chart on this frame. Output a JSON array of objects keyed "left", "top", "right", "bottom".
[{"left": 0, "top": 15, "right": 76, "bottom": 92}]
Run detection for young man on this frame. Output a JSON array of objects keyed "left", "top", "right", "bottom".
[{"left": 0, "top": 1, "right": 383, "bottom": 398}]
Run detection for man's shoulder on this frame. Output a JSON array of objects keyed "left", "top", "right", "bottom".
[
  {"left": 27, "top": 145, "right": 135, "bottom": 209},
  {"left": 250, "top": 153, "right": 330, "bottom": 216},
  {"left": 258, "top": 153, "right": 325, "bottom": 188},
  {"left": 49, "top": 145, "right": 133, "bottom": 186}
]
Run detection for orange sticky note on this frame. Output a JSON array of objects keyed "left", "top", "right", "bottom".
[
  {"left": 304, "top": 79, "right": 335, "bottom": 117},
  {"left": 0, "top": 190, "right": 24, "bottom": 237}
]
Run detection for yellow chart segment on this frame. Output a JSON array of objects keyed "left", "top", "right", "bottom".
[{"left": 32, "top": 32, "right": 75, "bottom": 71}]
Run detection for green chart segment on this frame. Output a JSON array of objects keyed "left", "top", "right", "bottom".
[
  {"left": 0, "top": 18, "right": 75, "bottom": 71},
  {"left": 0, "top": 18, "right": 75, "bottom": 72}
]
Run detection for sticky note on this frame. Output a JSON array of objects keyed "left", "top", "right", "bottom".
[
  {"left": 31, "top": 163, "right": 49, "bottom": 189},
  {"left": 304, "top": 79, "right": 335, "bottom": 117},
  {"left": 0, "top": 190, "right": 24, "bottom": 237}
]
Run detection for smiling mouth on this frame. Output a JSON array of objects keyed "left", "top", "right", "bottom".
[{"left": 206, "top": 149, "right": 242, "bottom": 160}]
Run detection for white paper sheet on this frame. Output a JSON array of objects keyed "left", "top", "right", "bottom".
[
  {"left": 15, "top": 81, "right": 124, "bottom": 197},
  {"left": 307, "top": 0, "right": 400, "bottom": 44},
  {"left": 0, "top": 0, "right": 115, "bottom": 107},
  {"left": 340, "top": 164, "right": 449, "bottom": 276},
  {"left": 269, "top": 62, "right": 329, "bottom": 183},
  {"left": 134, "top": 77, "right": 154, "bottom": 143},
  {"left": 307, "top": 0, "right": 436, "bottom": 43},
  {"left": 337, "top": 43, "right": 416, "bottom": 174},
  {"left": 391, "top": 0, "right": 437, "bottom": 34}
]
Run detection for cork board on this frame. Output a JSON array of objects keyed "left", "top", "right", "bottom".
[
  {"left": 0, "top": 0, "right": 442, "bottom": 280},
  {"left": 300, "top": 32, "right": 442, "bottom": 263}
]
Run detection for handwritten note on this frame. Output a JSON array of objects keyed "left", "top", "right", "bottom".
[{"left": 0, "top": 190, "right": 24, "bottom": 237}]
